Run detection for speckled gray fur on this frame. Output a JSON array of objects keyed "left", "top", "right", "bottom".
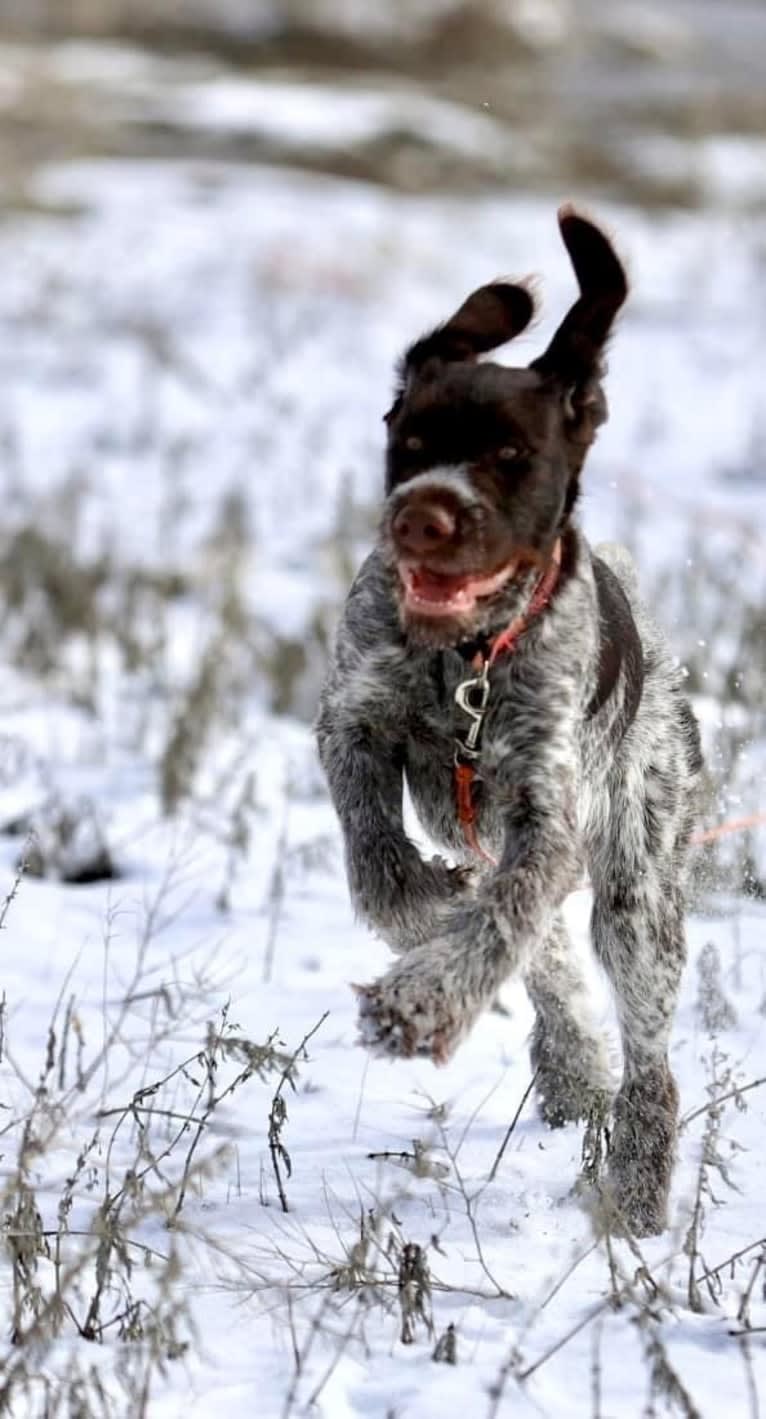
[
  {"left": 315, "top": 211, "right": 703, "bottom": 1236},
  {"left": 317, "top": 536, "right": 702, "bottom": 1235}
]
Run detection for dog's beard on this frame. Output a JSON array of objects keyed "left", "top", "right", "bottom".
[{"left": 400, "top": 611, "right": 478, "bottom": 650}]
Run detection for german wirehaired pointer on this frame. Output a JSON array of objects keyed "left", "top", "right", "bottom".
[{"left": 316, "top": 208, "right": 702, "bottom": 1236}]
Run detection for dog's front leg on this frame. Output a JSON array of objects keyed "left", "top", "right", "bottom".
[
  {"left": 317, "top": 716, "right": 470, "bottom": 952},
  {"left": 356, "top": 751, "right": 583, "bottom": 1062}
]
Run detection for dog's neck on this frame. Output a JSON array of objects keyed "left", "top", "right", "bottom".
[{"left": 450, "top": 538, "right": 564, "bottom": 664}]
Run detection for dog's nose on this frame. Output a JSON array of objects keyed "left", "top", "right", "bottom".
[{"left": 392, "top": 499, "right": 457, "bottom": 557}]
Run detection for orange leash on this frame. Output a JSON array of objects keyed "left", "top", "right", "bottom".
[
  {"left": 454, "top": 760, "right": 496, "bottom": 864},
  {"left": 690, "top": 812, "right": 766, "bottom": 847}
]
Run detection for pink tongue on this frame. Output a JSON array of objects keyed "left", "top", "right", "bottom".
[
  {"left": 410, "top": 570, "right": 468, "bottom": 602},
  {"left": 401, "top": 559, "right": 518, "bottom": 613}
]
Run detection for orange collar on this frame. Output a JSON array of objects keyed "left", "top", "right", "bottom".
[
  {"left": 469, "top": 539, "right": 562, "bottom": 671},
  {"left": 453, "top": 540, "right": 562, "bottom": 863}
]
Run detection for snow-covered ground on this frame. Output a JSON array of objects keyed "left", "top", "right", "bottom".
[
  {"left": 0, "top": 124, "right": 765, "bottom": 1417},
  {"left": 2, "top": 707, "right": 765, "bottom": 1416}
]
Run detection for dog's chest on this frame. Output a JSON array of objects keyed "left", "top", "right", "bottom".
[{"left": 401, "top": 650, "right": 506, "bottom": 856}]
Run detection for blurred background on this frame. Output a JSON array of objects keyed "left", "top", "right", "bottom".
[
  {"left": 1, "top": 0, "right": 765, "bottom": 200},
  {"left": 0, "top": 0, "right": 764, "bottom": 884}
]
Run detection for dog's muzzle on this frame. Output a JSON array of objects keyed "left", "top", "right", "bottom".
[{"left": 386, "top": 469, "right": 516, "bottom": 621}]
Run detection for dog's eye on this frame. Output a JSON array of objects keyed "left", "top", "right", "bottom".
[
  {"left": 405, "top": 435, "right": 423, "bottom": 453},
  {"left": 498, "top": 445, "right": 521, "bottom": 462}
]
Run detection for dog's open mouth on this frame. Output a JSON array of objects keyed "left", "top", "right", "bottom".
[{"left": 398, "top": 560, "right": 518, "bottom": 617}]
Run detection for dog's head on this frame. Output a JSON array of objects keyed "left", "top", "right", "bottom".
[{"left": 382, "top": 206, "right": 628, "bottom": 647}]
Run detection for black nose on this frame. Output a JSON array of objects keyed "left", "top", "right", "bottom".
[{"left": 392, "top": 499, "right": 457, "bottom": 557}]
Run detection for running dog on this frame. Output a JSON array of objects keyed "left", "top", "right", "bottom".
[{"left": 316, "top": 208, "right": 702, "bottom": 1236}]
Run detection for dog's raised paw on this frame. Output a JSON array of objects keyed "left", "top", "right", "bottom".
[{"left": 352, "top": 973, "right": 460, "bottom": 1065}]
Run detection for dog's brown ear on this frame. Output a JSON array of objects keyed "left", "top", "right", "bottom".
[
  {"left": 531, "top": 206, "right": 627, "bottom": 393},
  {"left": 404, "top": 281, "right": 535, "bottom": 373}
]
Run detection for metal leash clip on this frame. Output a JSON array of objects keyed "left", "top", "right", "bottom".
[{"left": 453, "top": 665, "right": 490, "bottom": 761}]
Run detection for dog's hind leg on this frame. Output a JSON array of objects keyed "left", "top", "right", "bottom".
[
  {"left": 524, "top": 914, "right": 614, "bottom": 1127},
  {"left": 591, "top": 859, "right": 686, "bottom": 1237}
]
